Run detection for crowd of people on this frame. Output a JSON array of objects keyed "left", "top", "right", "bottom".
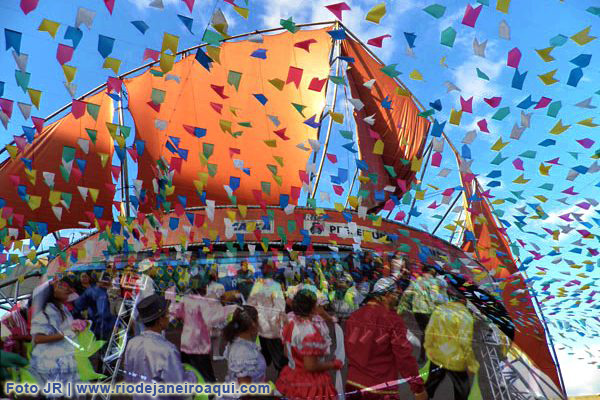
[{"left": 1, "top": 251, "right": 487, "bottom": 400}]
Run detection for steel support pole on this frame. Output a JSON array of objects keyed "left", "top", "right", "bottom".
[
  {"left": 310, "top": 35, "right": 341, "bottom": 199},
  {"left": 431, "top": 191, "right": 462, "bottom": 236},
  {"left": 117, "top": 98, "right": 130, "bottom": 218},
  {"left": 404, "top": 142, "right": 433, "bottom": 224}
]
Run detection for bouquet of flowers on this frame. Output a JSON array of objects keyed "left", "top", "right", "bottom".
[{"left": 71, "top": 319, "right": 89, "bottom": 333}]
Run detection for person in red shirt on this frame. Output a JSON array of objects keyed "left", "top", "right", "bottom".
[{"left": 345, "top": 277, "right": 427, "bottom": 400}]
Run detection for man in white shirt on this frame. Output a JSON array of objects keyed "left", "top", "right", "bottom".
[{"left": 246, "top": 264, "right": 287, "bottom": 373}]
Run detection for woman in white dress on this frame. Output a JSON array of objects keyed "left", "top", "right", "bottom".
[
  {"left": 222, "top": 305, "right": 267, "bottom": 399},
  {"left": 29, "top": 278, "right": 80, "bottom": 392}
]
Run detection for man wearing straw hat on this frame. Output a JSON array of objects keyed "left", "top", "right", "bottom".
[{"left": 344, "top": 277, "right": 427, "bottom": 400}]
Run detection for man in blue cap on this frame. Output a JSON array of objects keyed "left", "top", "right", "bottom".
[{"left": 124, "top": 294, "right": 196, "bottom": 400}]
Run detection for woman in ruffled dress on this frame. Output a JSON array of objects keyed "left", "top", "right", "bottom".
[
  {"left": 29, "top": 277, "right": 80, "bottom": 391},
  {"left": 222, "top": 305, "right": 267, "bottom": 399},
  {"left": 276, "top": 289, "right": 342, "bottom": 400}
]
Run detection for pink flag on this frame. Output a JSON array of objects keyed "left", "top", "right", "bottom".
[
  {"left": 286, "top": 66, "right": 303, "bottom": 88},
  {"left": 0, "top": 98, "right": 14, "bottom": 118},
  {"left": 507, "top": 47, "right": 521, "bottom": 68},
  {"left": 460, "top": 96, "right": 473, "bottom": 113},
  {"left": 431, "top": 151, "right": 442, "bottom": 167},
  {"left": 461, "top": 4, "right": 483, "bottom": 28},
  {"left": 274, "top": 128, "right": 290, "bottom": 140},
  {"left": 294, "top": 39, "right": 317, "bottom": 52},
  {"left": 512, "top": 158, "right": 524, "bottom": 171},
  {"left": 143, "top": 48, "right": 160, "bottom": 61},
  {"left": 107, "top": 77, "right": 123, "bottom": 94},
  {"left": 484, "top": 96, "right": 501, "bottom": 107},
  {"left": 477, "top": 119, "right": 489, "bottom": 132},
  {"left": 367, "top": 34, "right": 392, "bottom": 48},
  {"left": 210, "top": 85, "right": 229, "bottom": 99},
  {"left": 534, "top": 96, "right": 551, "bottom": 109},
  {"left": 71, "top": 99, "right": 86, "bottom": 119},
  {"left": 57, "top": 44, "right": 74, "bottom": 65},
  {"left": 308, "top": 77, "right": 326, "bottom": 92},
  {"left": 31, "top": 116, "right": 44, "bottom": 133},
  {"left": 325, "top": 2, "right": 351, "bottom": 20},
  {"left": 104, "top": 0, "right": 115, "bottom": 14},
  {"left": 182, "top": 0, "right": 194, "bottom": 12},
  {"left": 326, "top": 153, "right": 338, "bottom": 163},
  {"left": 20, "top": 0, "right": 39, "bottom": 14}
]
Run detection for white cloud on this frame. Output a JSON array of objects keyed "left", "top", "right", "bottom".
[
  {"left": 128, "top": 0, "right": 178, "bottom": 11},
  {"left": 557, "top": 343, "right": 600, "bottom": 396},
  {"left": 451, "top": 55, "right": 505, "bottom": 100}
]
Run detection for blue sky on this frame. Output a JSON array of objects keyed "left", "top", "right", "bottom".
[{"left": 1, "top": 0, "right": 599, "bottom": 395}]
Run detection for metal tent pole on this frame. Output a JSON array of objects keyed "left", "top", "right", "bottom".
[
  {"left": 431, "top": 191, "right": 462, "bottom": 236},
  {"left": 117, "top": 98, "right": 131, "bottom": 218},
  {"left": 404, "top": 142, "right": 433, "bottom": 224},
  {"left": 310, "top": 32, "right": 341, "bottom": 199}
]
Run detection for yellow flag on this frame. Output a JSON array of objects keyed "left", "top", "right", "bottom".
[
  {"left": 577, "top": 118, "right": 598, "bottom": 127},
  {"left": 25, "top": 168, "right": 36, "bottom": 185},
  {"left": 227, "top": 210, "right": 236, "bottom": 221},
  {"left": 491, "top": 138, "right": 509, "bottom": 151},
  {"left": 571, "top": 26, "right": 596, "bottom": 46},
  {"left": 512, "top": 174, "right": 530, "bottom": 184},
  {"left": 234, "top": 6, "right": 249, "bottom": 19},
  {"left": 539, "top": 163, "right": 551, "bottom": 176},
  {"left": 238, "top": 205, "right": 247, "bottom": 217},
  {"left": 62, "top": 65, "right": 77, "bottom": 83},
  {"left": 347, "top": 196, "right": 358, "bottom": 208},
  {"left": 330, "top": 111, "right": 344, "bottom": 124},
  {"left": 411, "top": 157, "right": 423, "bottom": 172},
  {"left": 207, "top": 46, "right": 221, "bottom": 63},
  {"left": 409, "top": 69, "right": 423, "bottom": 81},
  {"left": 32, "top": 233, "right": 42, "bottom": 246},
  {"left": 264, "top": 140, "right": 277, "bottom": 148},
  {"left": 365, "top": 3, "right": 386, "bottom": 23},
  {"left": 28, "top": 89, "right": 42, "bottom": 109},
  {"left": 38, "top": 19, "right": 60, "bottom": 38},
  {"left": 99, "top": 153, "right": 109, "bottom": 168},
  {"left": 49, "top": 191, "right": 61, "bottom": 206},
  {"left": 535, "top": 47, "right": 555, "bottom": 62},
  {"left": 103, "top": 57, "right": 121, "bottom": 74},
  {"left": 89, "top": 188, "right": 99, "bottom": 202},
  {"left": 334, "top": 202, "right": 344, "bottom": 212},
  {"left": 538, "top": 69, "right": 558, "bottom": 85},
  {"left": 449, "top": 108, "right": 462, "bottom": 125},
  {"left": 6, "top": 145, "right": 18, "bottom": 159},
  {"left": 549, "top": 119, "right": 570, "bottom": 135},
  {"left": 160, "top": 53, "right": 175, "bottom": 73},
  {"left": 496, "top": 0, "right": 510, "bottom": 13},
  {"left": 395, "top": 86, "right": 410, "bottom": 96},
  {"left": 373, "top": 139, "right": 384, "bottom": 155},
  {"left": 28, "top": 195, "right": 42, "bottom": 210},
  {"left": 161, "top": 33, "right": 179, "bottom": 54}
]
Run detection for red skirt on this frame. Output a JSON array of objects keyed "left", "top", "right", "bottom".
[{"left": 275, "top": 366, "right": 338, "bottom": 400}]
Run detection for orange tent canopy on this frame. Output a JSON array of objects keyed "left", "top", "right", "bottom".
[
  {"left": 0, "top": 92, "right": 114, "bottom": 241},
  {"left": 125, "top": 28, "right": 333, "bottom": 213}
]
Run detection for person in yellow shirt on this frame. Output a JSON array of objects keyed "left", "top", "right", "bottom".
[{"left": 423, "top": 285, "right": 479, "bottom": 400}]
